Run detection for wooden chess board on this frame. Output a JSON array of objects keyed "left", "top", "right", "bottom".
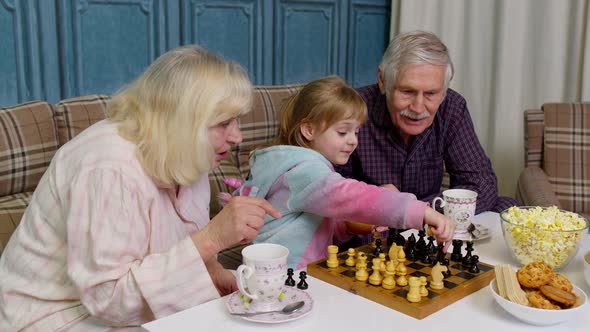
[{"left": 307, "top": 243, "right": 495, "bottom": 319}]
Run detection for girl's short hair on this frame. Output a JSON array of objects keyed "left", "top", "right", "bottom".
[
  {"left": 275, "top": 76, "right": 367, "bottom": 148},
  {"left": 107, "top": 45, "right": 252, "bottom": 187}
]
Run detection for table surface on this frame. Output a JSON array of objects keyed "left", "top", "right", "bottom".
[{"left": 143, "top": 212, "right": 590, "bottom": 332}]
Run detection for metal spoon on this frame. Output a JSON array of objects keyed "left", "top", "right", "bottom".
[{"left": 231, "top": 301, "right": 305, "bottom": 317}]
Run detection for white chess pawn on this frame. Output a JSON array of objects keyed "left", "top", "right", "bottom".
[
  {"left": 382, "top": 261, "right": 396, "bottom": 289},
  {"left": 355, "top": 254, "right": 368, "bottom": 281},
  {"left": 419, "top": 276, "right": 429, "bottom": 297},
  {"left": 345, "top": 248, "right": 356, "bottom": 267},
  {"left": 396, "top": 264, "right": 408, "bottom": 286},
  {"left": 369, "top": 258, "right": 383, "bottom": 285}
]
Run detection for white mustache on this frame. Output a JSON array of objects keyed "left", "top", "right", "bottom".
[{"left": 400, "top": 109, "right": 430, "bottom": 120}]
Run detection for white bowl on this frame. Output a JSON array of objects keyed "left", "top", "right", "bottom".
[
  {"left": 489, "top": 279, "right": 587, "bottom": 326},
  {"left": 584, "top": 251, "right": 590, "bottom": 289}
]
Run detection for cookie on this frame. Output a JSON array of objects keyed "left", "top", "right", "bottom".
[
  {"left": 527, "top": 290, "right": 560, "bottom": 310},
  {"left": 516, "top": 261, "right": 552, "bottom": 289},
  {"left": 539, "top": 284, "right": 577, "bottom": 307},
  {"left": 547, "top": 272, "right": 573, "bottom": 292}
]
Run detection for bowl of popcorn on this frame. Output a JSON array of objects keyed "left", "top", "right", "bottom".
[{"left": 500, "top": 206, "right": 589, "bottom": 270}]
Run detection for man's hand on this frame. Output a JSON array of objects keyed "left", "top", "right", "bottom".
[{"left": 380, "top": 183, "right": 399, "bottom": 192}]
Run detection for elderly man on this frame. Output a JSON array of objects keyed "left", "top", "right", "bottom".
[{"left": 336, "top": 30, "right": 518, "bottom": 214}]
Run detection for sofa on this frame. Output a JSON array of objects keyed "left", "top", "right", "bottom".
[
  {"left": 0, "top": 84, "right": 303, "bottom": 266},
  {"left": 516, "top": 102, "right": 590, "bottom": 217}
]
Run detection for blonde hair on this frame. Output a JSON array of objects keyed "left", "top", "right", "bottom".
[
  {"left": 107, "top": 45, "right": 252, "bottom": 187},
  {"left": 274, "top": 76, "right": 367, "bottom": 148},
  {"left": 381, "top": 30, "right": 454, "bottom": 93}
]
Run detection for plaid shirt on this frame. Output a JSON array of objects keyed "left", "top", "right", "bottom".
[{"left": 336, "top": 84, "right": 518, "bottom": 213}]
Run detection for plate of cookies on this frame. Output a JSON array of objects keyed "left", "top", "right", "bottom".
[{"left": 490, "top": 261, "right": 587, "bottom": 326}]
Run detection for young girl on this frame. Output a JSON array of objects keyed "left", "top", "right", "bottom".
[{"left": 235, "top": 76, "right": 454, "bottom": 269}]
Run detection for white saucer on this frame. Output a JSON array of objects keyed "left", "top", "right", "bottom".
[
  {"left": 226, "top": 287, "right": 313, "bottom": 324},
  {"left": 453, "top": 223, "right": 491, "bottom": 241}
]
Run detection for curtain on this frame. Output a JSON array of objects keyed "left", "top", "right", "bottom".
[{"left": 389, "top": 0, "right": 590, "bottom": 197}]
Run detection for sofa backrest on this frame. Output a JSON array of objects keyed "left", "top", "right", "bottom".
[
  {"left": 54, "top": 95, "right": 110, "bottom": 145},
  {"left": 0, "top": 101, "right": 59, "bottom": 196}
]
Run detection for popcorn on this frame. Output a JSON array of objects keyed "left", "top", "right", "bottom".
[{"left": 501, "top": 206, "right": 588, "bottom": 269}]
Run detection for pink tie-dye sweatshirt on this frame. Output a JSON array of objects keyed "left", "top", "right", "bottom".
[{"left": 239, "top": 146, "right": 427, "bottom": 269}]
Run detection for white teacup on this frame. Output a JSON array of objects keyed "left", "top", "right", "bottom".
[
  {"left": 432, "top": 189, "right": 477, "bottom": 234},
  {"left": 236, "top": 243, "right": 289, "bottom": 310}
]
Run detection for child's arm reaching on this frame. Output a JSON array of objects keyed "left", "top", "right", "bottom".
[{"left": 423, "top": 207, "right": 455, "bottom": 251}]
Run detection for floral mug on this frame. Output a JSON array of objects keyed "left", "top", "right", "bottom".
[
  {"left": 236, "top": 243, "right": 289, "bottom": 310},
  {"left": 432, "top": 189, "right": 477, "bottom": 235}
]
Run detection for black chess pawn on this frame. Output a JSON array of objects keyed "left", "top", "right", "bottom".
[
  {"left": 373, "top": 238, "right": 383, "bottom": 257},
  {"left": 297, "top": 271, "right": 308, "bottom": 289},
  {"left": 442, "top": 258, "right": 451, "bottom": 278},
  {"left": 421, "top": 244, "right": 433, "bottom": 264},
  {"left": 285, "top": 268, "right": 296, "bottom": 286},
  {"left": 416, "top": 229, "right": 426, "bottom": 254},
  {"left": 469, "top": 255, "right": 480, "bottom": 273},
  {"left": 406, "top": 246, "right": 417, "bottom": 261},
  {"left": 462, "top": 241, "right": 474, "bottom": 267},
  {"left": 406, "top": 233, "right": 416, "bottom": 252},
  {"left": 451, "top": 239, "right": 463, "bottom": 262}
]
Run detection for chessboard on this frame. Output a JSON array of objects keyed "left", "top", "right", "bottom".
[{"left": 307, "top": 242, "right": 495, "bottom": 319}]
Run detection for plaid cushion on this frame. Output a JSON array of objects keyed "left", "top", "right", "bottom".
[
  {"left": 543, "top": 102, "right": 590, "bottom": 212},
  {"left": 524, "top": 109, "right": 544, "bottom": 167},
  {"left": 233, "top": 85, "right": 303, "bottom": 177},
  {"left": 0, "top": 192, "right": 33, "bottom": 255},
  {"left": 54, "top": 95, "right": 109, "bottom": 146},
  {"left": 208, "top": 154, "right": 242, "bottom": 218},
  {"left": 0, "top": 101, "right": 59, "bottom": 197}
]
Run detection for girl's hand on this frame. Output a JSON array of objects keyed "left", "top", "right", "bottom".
[{"left": 423, "top": 207, "right": 455, "bottom": 251}]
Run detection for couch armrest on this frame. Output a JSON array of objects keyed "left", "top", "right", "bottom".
[{"left": 516, "top": 166, "right": 561, "bottom": 207}]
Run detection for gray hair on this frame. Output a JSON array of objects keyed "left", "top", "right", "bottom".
[{"left": 380, "top": 31, "right": 454, "bottom": 93}]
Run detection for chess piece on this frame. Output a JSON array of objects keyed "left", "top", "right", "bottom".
[
  {"left": 406, "top": 245, "right": 417, "bottom": 261},
  {"left": 382, "top": 261, "right": 396, "bottom": 289},
  {"left": 285, "top": 268, "right": 296, "bottom": 287},
  {"left": 436, "top": 243, "right": 445, "bottom": 263},
  {"left": 396, "top": 263, "right": 408, "bottom": 286},
  {"left": 421, "top": 245, "right": 432, "bottom": 264},
  {"left": 462, "top": 241, "right": 474, "bottom": 267},
  {"left": 406, "top": 233, "right": 416, "bottom": 251},
  {"left": 427, "top": 235, "right": 436, "bottom": 253},
  {"left": 388, "top": 243, "right": 398, "bottom": 262},
  {"left": 371, "top": 231, "right": 381, "bottom": 248},
  {"left": 345, "top": 248, "right": 356, "bottom": 267},
  {"left": 451, "top": 239, "right": 463, "bottom": 262},
  {"left": 469, "top": 255, "right": 480, "bottom": 273},
  {"left": 355, "top": 254, "right": 368, "bottom": 281},
  {"left": 442, "top": 258, "right": 451, "bottom": 278},
  {"left": 369, "top": 258, "right": 383, "bottom": 286},
  {"left": 416, "top": 229, "right": 426, "bottom": 254},
  {"left": 430, "top": 262, "right": 447, "bottom": 290},
  {"left": 419, "top": 276, "right": 429, "bottom": 297},
  {"left": 387, "top": 227, "right": 397, "bottom": 246},
  {"left": 407, "top": 277, "right": 421, "bottom": 303},
  {"left": 327, "top": 245, "right": 339, "bottom": 268},
  {"left": 396, "top": 246, "right": 406, "bottom": 265},
  {"left": 373, "top": 238, "right": 383, "bottom": 257},
  {"left": 394, "top": 229, "right": 406, "bottom": 246},
  {"left": 378, "top": 253, "right": 387, "bottom": 272},
  {"left": 297, "top": 271, "right": 308, "bottom": 289}
]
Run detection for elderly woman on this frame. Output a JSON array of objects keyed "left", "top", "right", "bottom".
[{"left": 0, "top": 46, "right": 280, "bottom": 331}]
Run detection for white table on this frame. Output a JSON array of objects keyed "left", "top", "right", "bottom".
[{"left": 143, "top": 212, "right": 590, "bottom": 332}]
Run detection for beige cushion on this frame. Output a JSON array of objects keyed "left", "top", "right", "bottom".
[
  {"left": 0, "top": 101, "right": 59, "bottom": 196},
  {"left": 54, "top": 95, "right": 109, "bottom": 146},
  {"left": 542, "top": 102, "right": 590, "bottom": 212}
]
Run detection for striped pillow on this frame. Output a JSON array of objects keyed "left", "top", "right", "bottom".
[
  {"left": 54, "top": 95, "right": 109, "bottom": 146},
  {"left": 543, "top": 103, "right": 590, "bottom": 213},
  {"left": 0, "top": 101, "right": 59, "bottom": 197}
]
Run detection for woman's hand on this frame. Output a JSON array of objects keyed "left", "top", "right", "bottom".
[
  {"left": 192, "top": 196, "right": 281, "bottom": 261},
  {"left": 423, "top": 207, "right": 455, "bottom": 251},
  {"left": 380, "top": 183, "right": 399, "bottom": 192},
  {"left": 207, "top": 260, "right": 238, "bottom": 296}
]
